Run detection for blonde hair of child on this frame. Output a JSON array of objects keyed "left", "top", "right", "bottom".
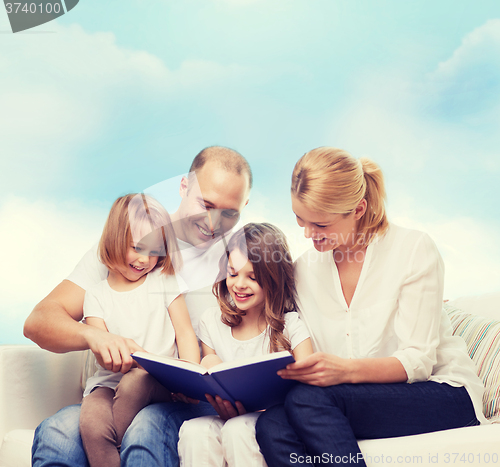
[{"left": 98, "top": 193, "right": 181, "bottom": 275}]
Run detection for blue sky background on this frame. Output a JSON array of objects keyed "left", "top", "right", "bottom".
[{"left": 1, "top": 0, "right": 499, "bottom": 344}]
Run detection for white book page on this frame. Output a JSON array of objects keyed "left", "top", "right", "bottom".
[
  {"left": 132, "top": 351, "right": 207, "bottom": 374},
  {"left": 208, "top": 350, "right": 293, "bottom": 373}
]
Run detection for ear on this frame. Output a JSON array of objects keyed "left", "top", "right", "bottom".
[
  {"left": 354, "top": 199, "right": 367, "bottom": 220},
  {"left": 179, "top": 176, "right": 189, "bottom": 198}
]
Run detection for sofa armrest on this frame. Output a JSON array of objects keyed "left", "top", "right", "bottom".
[{"left": 0, "top": 345, "right": 85, "bottom": 448}]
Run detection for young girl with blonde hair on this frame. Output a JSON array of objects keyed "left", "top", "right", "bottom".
[
  {"left": 178, "top": 222, "right": 313, "bottom": 467},
  {"left": 79, "top": 193, "right": 200, "bottom": 467},
  {"left": 256, "top": 147, "right": 485, "bottom": 466}
]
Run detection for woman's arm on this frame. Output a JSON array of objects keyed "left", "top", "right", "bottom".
[
  {"left": 279, "top": 353, "right": 407, "bottom": 386},
  {"left": 168, "top": 295, "right": 200, "bottom": 364}
]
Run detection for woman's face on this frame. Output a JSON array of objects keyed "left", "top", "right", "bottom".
[{"left": 291, "top": 195, "right": 366, "bottom": 253}]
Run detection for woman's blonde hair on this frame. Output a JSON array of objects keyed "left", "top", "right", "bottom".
[
  {"left": 98, "top": 193, "right": 181, "bottom": 275},
  {"left": 213, "top": 223, "right": 297, "bottom": 354},
  {"left": 291, "top": 147, "right": 389, "bottom": 245}
]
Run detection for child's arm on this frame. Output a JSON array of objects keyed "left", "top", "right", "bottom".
[
  {"left": 85, "top": 316, "right": 109, "bottom": 332},
  {"left": 292, "top": 337, "right": 314, "bottom": 362},
  {"left": 168, "top": 295, "right": 201, "bottom": 364},
  {"left": 200, "top": 342, "right": 222, "bottom": 369},
  {"left": 201, "top": 340, "right": 245, "bottom": 420}
]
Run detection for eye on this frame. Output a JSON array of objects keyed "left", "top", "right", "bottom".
[
  {"left": 222, "top": 210, "right": 239, "bottom": 219},
  {"left": 133, "top": 246, "right": 141, "bottom": 252},
  {"left": 315, "top": 224, "right": 327, "bottom": 229}
]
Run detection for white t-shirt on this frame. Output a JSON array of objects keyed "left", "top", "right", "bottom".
[
  {"left": 66, "top": 236, "right": 229, "bottom": 335},
  {"left": 82, "top": 270, "right": 184, "bottom": 396},
  {"left": 294, "top": 223, "right": 487, "bottom": 424},
  {"left": 198, "top": 307, "right": 310, "bottom": 361}
]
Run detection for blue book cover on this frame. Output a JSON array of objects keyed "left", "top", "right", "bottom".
[{"left": 132, "top": 350, "right": 297, "bottom": 412}]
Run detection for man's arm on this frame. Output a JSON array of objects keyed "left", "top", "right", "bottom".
[
  {"left": 24, "top": 280, "right": 144, "bottom": 372},
  {"left": 24, "top": 280, "right": 90, "bottom": 353}
]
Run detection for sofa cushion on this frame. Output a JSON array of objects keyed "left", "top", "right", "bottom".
[
  {"left": 448, "top": 293, "right": 500, "bottom": 322},
  {"left": 0, "top": 429, "right": 33, "bottom": 467},
  {"left": 445, "top": 303, "right": 500, "bottom": 422}
]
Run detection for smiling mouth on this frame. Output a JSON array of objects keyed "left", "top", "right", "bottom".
[
  {"left": 197, "top": 224, "right": 212, "bottom": 237},
  {"left": 234, "top": 292, "right": 253, "bottom": 299},
  {"left": 130, "top": 264, "right": 145, "bottom": 272}
]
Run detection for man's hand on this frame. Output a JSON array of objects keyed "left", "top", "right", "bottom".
[
  {"left": 205, "top": 394, "right": 246, "bottom": 421},
  {"left": 83, "top": 326, "right": 145, "bottom": 373}
]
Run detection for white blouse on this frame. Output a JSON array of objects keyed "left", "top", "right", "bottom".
[{"left": 295, "top": 224, "right": 486, "bottom": 423}]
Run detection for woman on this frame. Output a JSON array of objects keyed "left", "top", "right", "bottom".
[{"left": 255, "top": 147, "right": 486, "bottom": 466}]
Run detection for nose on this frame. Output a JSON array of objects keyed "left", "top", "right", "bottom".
[
  {"left": 304, "top": 224, "right": 314, "bottom": 239},
  {"left": 137, "top": 254, "right": 149, "bottom": 264},
  {"left": 207, "top": 209, "right": 221, "bottom": 234},
  {"left": 235, "top": 275, "right": 247, "bottom": 290}
]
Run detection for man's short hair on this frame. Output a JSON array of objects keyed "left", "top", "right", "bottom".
[{"left": 189, "top": 146, "right": 253, "bottom": 189}]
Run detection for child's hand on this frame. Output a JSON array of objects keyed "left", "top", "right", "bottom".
[
  {"left": 172, "top": 393, "right": 199, "bottom": 404},
  {"left": 205, "top": 394, "right": 246, "bottom": 420}
]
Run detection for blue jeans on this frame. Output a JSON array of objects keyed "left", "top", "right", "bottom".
[
  {"left": 256, "top": 382, "right": 479, "bottom": 466},
  {"left": 32, "top": 401, "right": 217, "bottom": 467}
]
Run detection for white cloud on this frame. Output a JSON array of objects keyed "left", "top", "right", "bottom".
[
  {"left": 0, "top": 196, "right": 107, "bottom": 333},
  {"left": 392, "top": 214, "right": 500, "bottom": 300},
  {"left": 0, "top": 19, "right": 266, "bottom": 196},
  {"left": 430, "top": 19, "right": 500, "bottom": 86},
  {"left": 424, "top": 19, "right": 500, "bottom": 122}
]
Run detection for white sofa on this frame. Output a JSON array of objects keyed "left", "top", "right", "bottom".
[{"left": 1, "top": 295, "right": 499, "bottom": 467}]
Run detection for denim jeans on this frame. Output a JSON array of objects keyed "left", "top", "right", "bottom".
[
  {"left": 32, "top": 401, "right": 217, "bottom": 467},
  {"left": 256, "top": 382, "right": 479, "bottom": 466}
]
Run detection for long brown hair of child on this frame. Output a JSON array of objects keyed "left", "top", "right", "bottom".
[{"left": 212, "top": 222, "right": 297, "bottom": 353}]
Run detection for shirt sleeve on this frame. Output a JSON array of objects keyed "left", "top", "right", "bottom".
[
  {"left": 391, "top": 233, "right": 445, "bottom": 383},
  {"left": 162, "top": 273, "right": 186, "bottom": 308},
  {"left": 284, "top": 311, "right": 311, "bottom": 350},
  {"left": 83, "top": 288, "right": 105, "bottom": 320},
  {"left": 198, "top": 308, "right": 217, "bottom": 349},
  {"left": 66, "top": 243, "right": 108, "bottom": 291}
]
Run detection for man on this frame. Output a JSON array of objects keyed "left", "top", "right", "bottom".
[{"left": 24, "top": 146, "right": 252, "bottom": 466}]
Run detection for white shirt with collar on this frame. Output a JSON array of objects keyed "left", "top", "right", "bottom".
[{"left": 294, "top": 223, "right": 486, "bottom": 424}]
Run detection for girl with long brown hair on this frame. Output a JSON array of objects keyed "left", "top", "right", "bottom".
[{"left": 178, "top": 222, "right": 313, "bottom": 467}]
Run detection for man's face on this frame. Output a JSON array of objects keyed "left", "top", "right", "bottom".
[{"left": 177, "top": 162, "right": 250, "bottom": 249}]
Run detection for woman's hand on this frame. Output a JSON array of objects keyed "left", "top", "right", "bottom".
[
  {"left": 278, "top": 352, "right": 353, "bottom": 386},
  {"left": 205, "top": 394, "right": 246, "bottom": 420}
]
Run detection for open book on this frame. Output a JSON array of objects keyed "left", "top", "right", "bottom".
[{"left": 132, "top": 350, "right": 297, "bottom": 412}]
